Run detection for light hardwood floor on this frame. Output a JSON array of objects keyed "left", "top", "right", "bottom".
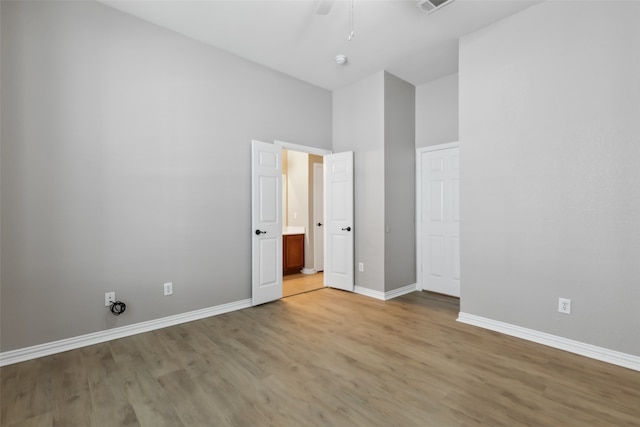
[
  {"left": 283, "top": 272, "right": 324, "bottom": 298},
  {"left": 1, "top": 290, "right": 639, "bottom": 426}
]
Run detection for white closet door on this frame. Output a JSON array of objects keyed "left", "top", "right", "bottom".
[{"left": 420, "top": 147, "right": 460, "bottom": 297}]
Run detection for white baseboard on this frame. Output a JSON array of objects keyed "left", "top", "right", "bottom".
[
  {"left": 385, "top": 283, "right": 418, "bottom": 300},
  {"left": 457, "top": 312, "right": 640, "bottom": 372},
  {"left": 0, "top": 298, "right": 252, "bottom": 367},
  {"left": 354, "top": 286, "right": 386, "bottom": 300},
  {"left": 355, "top": 283, "right": 417, "bottom": 301}
]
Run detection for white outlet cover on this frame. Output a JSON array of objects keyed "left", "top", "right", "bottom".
[
  {"left": 105, "top": 292, "right": 115, "bottom": 306},
  {"left": 164, "top": 282, "right": 173, "bottom": 296},
  {"left": 558, "top": 297, "right": 571, "bottom": 314}
]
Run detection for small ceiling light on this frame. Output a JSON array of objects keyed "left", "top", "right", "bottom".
[{"left": 335, "top": 54, "right": 347, "bottom": 65}]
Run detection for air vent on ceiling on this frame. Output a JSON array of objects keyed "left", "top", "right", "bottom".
[{"left": 416, "top": 0, "right": 454, "bottom": 14}]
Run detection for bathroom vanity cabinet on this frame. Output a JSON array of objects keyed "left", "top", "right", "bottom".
[{"left": 283, "top": 233, "right": 304, "bottom": 275}]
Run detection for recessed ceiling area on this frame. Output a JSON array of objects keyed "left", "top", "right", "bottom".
[{"left": 99, "top": 0, "right": 541, "bottom": 90}]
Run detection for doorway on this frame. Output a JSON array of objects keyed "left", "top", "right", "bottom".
[
  {"left": 251, "top": 140, "right": 354, "bottom": 306},
  {"left": 281, "top": 147, "right": 324, "bottom": 297}
]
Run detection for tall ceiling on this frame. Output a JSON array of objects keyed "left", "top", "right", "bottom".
[{"left": 99, "top": 0, "right": 540, "bottom": 90}]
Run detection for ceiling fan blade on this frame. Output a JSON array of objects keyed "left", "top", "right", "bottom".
[{"left": 315, "top": 0, "right": 335, "bottom": 15}]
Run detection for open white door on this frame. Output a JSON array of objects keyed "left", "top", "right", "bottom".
[
  {"left": 324, "top": 151, "right": 354, "bottom": 291},
  {"left": 251, "top": 140, "right": 283, "bottom": 305}
]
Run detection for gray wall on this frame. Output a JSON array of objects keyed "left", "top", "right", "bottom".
[
  {"left": 415, "top": 73, "right": 458, "bottom": 148},
  {"left": 333, "top": 71, "right": 416, "bottom": 293},
  {"left": 333, "top": 72, "right": 386, "bottom": 292},
  {"left": 0, "top": 1, "right": 331, "bottom": 351},
  {"left": 384, "top": 72, "right": 416, "bottom": 292},
  {"left": 0, "top": 2, "right": 3, "bottom": 338},
  {"left": 459, "top": 1, "right": 640, "bottom": 356}
]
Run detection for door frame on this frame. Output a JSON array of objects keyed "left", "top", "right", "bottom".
[
  {"left": 274, "top": 140, "right": 332, "bottom": 157},
  {"left": 252, "top": 140, "right": 353, "bottom": 299},
  {"left": 275, "top": 140, "right": 332, "bottom": 277},
  {"left": 416, "top": 141, "right": 460, "bottom": 292},
  {"left": 313, "top": 162, "right": 324, "bottom": 272}
]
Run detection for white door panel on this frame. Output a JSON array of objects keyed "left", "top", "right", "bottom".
[
  {"left": 252, "top": 140, "right": 283, "bottom": 305},
  {"left": 331, "top": 235, "right": 348, "bottom": 273},
  {"left": 429, "top": 236, "right": 444, "bottom": 277},
  {"left": 419, "top": 146, "right": 460, "bottom": 297},
  {"left": 258, "top": 238, "right": 278, "bottom": 283},
  {"left": 324, "top": 151, "right": 354, "bottom": 291}
]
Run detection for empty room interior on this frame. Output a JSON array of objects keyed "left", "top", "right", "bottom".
[{"left": 1, "top": 0, "right": 639, "bottom": 426}]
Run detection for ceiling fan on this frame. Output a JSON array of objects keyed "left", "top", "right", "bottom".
[
  {"left": 315, "top": 0, "right": 335, "bottom": 16},
  {"left": 315, "top": 0, "right": 354, "bottom": 41}
]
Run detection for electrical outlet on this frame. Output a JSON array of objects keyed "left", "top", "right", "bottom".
[
  {"left": 105, "top": 292, "right": 116, "bottom": 307},
  {"left": 164, "top": 282, "right": 173, "bottom": 296},
  {"left": 558, "top": 298, "right": 571, "bottom": 314},
  {"left": 358, "top": 262, "right": 364, "bottom": 272}
]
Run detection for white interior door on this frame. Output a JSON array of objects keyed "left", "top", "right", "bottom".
[
  {"left": 251, "top": 140, "right": 283, "bottom": 305},
  {"left": 324, "top": 151, "right": 354, "bottom": 291},
  {"left": 419, "top": 146, "right": 460, "bottom": 297},
  {"left": 313, "top": 162, "right": 324, "bottom": 272}
]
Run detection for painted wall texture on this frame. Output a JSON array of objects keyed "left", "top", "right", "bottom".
[
  {"left": 333, "top": 72, "right": 386, "bottom": 292},
  {"left": 415, "top": 73, "right": 458, "bottom": 148},
  {"left": 384, "top": 72, "right": 416, "bottom": 292},
  {"left": 333, "top": 71, "right": 415, "bottom": 293},
  {"left": 0, "top": 1, "right": 331, "bottom": 351},
  {"left": 459, "top": 1, "right": 640, "bottom": 356}
]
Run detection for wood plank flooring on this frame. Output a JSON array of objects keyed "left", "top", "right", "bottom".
[
  {"left": 282, "top": 272, "right": 324, "bottom": 298},
  {"left": 2, "top": 290, "right": 639, "bottom": 426}
]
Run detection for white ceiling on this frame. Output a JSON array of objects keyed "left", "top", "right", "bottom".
[{"left": 99, "top": 0, "right": 540, "bottom": 90}]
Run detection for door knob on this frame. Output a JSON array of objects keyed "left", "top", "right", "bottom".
[
  {"left": 341, "top": 226, "right": 351, "bottom": 232},
  {"left": 317, "top": 222, "right": 323, "bottom": 226},
  {"left": 255, "top": 229, "right": 267, "bottom": 235}
]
